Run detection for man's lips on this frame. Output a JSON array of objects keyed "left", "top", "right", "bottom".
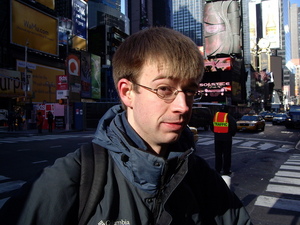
[{"left": 162, "top": 121, "right": 185, "bottom": 130}]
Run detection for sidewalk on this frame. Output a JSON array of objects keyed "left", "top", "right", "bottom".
[{"left": 0, "top": 126, "right": 95, "bottom": 138}]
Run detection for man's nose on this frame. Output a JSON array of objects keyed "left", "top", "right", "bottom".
[{"left": 171, "top": 91, "right": 190, "bottom": 113}]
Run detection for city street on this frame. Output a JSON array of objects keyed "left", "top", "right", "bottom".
[{"left": 0, "top": 123, "right": 300, "bottom": 224}]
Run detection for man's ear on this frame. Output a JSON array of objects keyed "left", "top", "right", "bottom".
[{"left": 118, "top": 78, "right": 133, "bottom": 108}]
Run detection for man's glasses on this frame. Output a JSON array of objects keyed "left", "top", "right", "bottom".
[{"left": 134, "top": 83, "right": 202, "bottom": 102}]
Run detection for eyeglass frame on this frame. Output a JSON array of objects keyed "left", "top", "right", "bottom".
[{"left": 133, "top": 83, "right": 202, "bottom": 103}]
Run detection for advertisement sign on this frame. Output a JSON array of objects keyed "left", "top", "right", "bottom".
[
  {"left": 56, "top": 75, "right": 69, "bottom": 100},
  {"left": 199, "top": 70, "right": 232, "bottom": 103},
  {"left": 262, "top": 0, "right": 280, "bottom": 49},
  {"left": 66, "top": 54, "right": 81, "bottom": 76},
  {"left": 249, "top": 1, "right": 257, "bottom": 49},
  {"left": 91, "top": 54, "right": 101, "bottom": 99},
  {"left": 58, "top": 17, "right": 73, "bottom": 46},
  {"left": 11, "top": 0, "right": 58, "bottom": 55},
  {"left": 0, "top": 68, "right": 32, "bottom": 97},
  {"left": 72, "top": 0, "right": 87, "bottom": 50},
  {"left": 204, "top": 57, "right": 231, "bottom": 72},
  {"left": 17, "top": 60, "right": 64, "bottom": 102},
  {"left": 204, "top": 1, "right": 241, "bottom": 57},
  {"left": 35, "top": 0, "right": 55, "bottom": 10},
  {"left": 81, "top": 52, "right": 92, "bottom": 98}
]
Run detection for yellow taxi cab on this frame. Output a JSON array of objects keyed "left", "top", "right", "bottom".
[{"left": 236, "top": 114, "right": 265, "bottom": 132}]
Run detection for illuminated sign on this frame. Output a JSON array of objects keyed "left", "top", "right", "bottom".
[
  {"left": 199, "top": 81, "right": 231, "bottom": 97},
  {"left": 11, "top": 0, "right": 58, "bottom": 55},
  {"left": 204, "top": 57, "right": 232, "bottom": 72},
  {"left": 72, "top": 0, "right": 87, "bottom": 50}
]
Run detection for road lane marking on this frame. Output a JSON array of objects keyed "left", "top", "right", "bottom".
[
  {"left": 50, "top": 145, "right": 62, "bottom": 148},
  {"left": 0, "top": 176, "right": 9, "bottom": 181},
  {"left": 17, "top": 149, "right": 31, "bottom": 151},
  {"left": 0, "top": 181, "right": 26, "bottom": 194},
  {"left": 255, "top": 196, "right": 300, "bottom": 212},
  {"left": 197, "top": 140, "right": 215, "bottom": 145},
  {"left": 32, "top": 160, "right": 48, "bottom": 164}
]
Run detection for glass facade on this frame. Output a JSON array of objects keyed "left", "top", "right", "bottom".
[{"left": 172, "top": 0, "right": 203, "bottom": 46}]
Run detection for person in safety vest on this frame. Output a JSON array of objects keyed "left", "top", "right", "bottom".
[{"left": 211, "top": 105, "right": 237, "bottom": 176}]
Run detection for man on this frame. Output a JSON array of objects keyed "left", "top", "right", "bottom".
[
  {"left": 0, "top": 27, "right": 251, "bottom": 224},
  {"left": 36, "top": 111, "right": 44, "bottom": 134},
  {"left": 212, "top": 105, "right": 237, "bottom": 176},
  {"left": 47, "top": 111, "right": 54, "bottom": 133}
]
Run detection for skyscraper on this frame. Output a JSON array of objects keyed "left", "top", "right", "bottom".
[{"left": 172, "top": 0, "right": 203, "bottom": 46}]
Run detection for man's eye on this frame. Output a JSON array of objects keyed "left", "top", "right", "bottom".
[
  {"left": 185, "top": 90, "right": 197, "bottom": 96},
  {"left": 158, "top": 86, "right": 173, "bottom": 93}
]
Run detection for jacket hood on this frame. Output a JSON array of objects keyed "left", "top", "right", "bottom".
[{"left": 92, "top": 104, "right": 195, "bottom": 193}]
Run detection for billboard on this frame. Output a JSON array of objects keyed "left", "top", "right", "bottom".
[
  {"left": 81, "top": 52, "right": 92, "bottom": 98},
  {"left": 249, "top": 1, "right": 257, "bottom": 50},
  {"left": 204, "top": 57, "right": 232, "bottom": 72},
  {"left": 35, "top": 0, "right": 55, "bottom": 10},
  {"left": 58, "top": 17, "right": 73, "bottom": 46},
  {"left": 203, "top": 1, "right": 241, "bottom": 57},
  {"left": 17, "top": 60, "right": 65, "bottom": 102},
  {"left": 11, "top": 0, "right": 58, "bottom": 55},
  {"left": 72, "top": 0, "right": 87, "bottom": 50},
  {"left": 91, "top": 54, "right": 101, "bottom": 99},
  {"left": 262, "top": 0, "right": 280, "bottom": 49},
  {"left": 0, "top": 68, "right": 32, "bottom": 97}
]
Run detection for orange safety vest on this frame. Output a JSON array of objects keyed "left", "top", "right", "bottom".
[{"left": 213, "top": 112, "right": 229, "bottom": 133}]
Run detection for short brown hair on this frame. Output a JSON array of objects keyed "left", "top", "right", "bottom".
[{"left": 112, "top": 27, "right": 204, "bottom": 90}]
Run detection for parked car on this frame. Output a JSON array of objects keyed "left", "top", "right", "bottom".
[
  {"left": 272, "top": 113, "right": 288, "bottom": 125},
  {"left": 188, "top": 107, "right": 212, "bottom": 131},
  {"left": 264, "top": 112, "right": 276, "bottom": 122},
  {"left": 236, "top": 114, "right": 265, "bottom": 132}
]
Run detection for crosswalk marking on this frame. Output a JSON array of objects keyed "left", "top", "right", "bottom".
[
  {"left": 274, "top": 148, "right": 291, "bottom": 152},
  {"left": 266, "top": 184, "right": 300, "bottom": 195},
  {"left": 270, "top": 176, "right": 300, "bottom": 185},
  {"left": 275, "top": 170, "right": 300, "bottom": 178},
  {"left": 255, "top": 196, "right": 300, "bottom": 213},
  {"left": 257, "top": 143, "right": 276, "bottom": 150},
  {"left": 195, "top": 137, "right": 294, "bottom": 153},
  {"left": 240, "top": 141, "right": 258, "bottom": 147},
  {"left": 254, "top": 154, "right": 300, "bottom": 214},
  {"left": 0, "top": 134, "right": 295, "bottom": 154}
]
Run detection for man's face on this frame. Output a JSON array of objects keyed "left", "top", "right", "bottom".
[{"left": 126, "top": 62, "right": 198, "bottom": 153}]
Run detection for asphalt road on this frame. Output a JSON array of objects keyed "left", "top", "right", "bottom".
[{"left": 0, "top": 122, "right": 300, "bottom": 224}]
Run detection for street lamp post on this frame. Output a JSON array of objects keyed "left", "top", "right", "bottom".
[{"left": 65, "top": 31, "right": 70, "bottom": 131}]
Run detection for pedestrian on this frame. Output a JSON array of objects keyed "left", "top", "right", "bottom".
[
  {"left": 0, "top": 27, "right": 251, "bottom": 225},
  {"left": 7, "top": 111, "right": 15, "bottom": 132},
  {"left": 211, "top": 105, "right": 237, "bottom": 177},
  {"left": 47, "top": 111, "right": 54, "bottom": 133},
  {"left": 36, "top": 112, "right": 43, "bottom": 134}
]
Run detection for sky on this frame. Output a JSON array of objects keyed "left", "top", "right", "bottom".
[{"left": 290, "top": 0, "right": 300, "bottom": 6}]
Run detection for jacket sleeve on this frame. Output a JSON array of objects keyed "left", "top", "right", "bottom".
[
  {"left": 0, "top": 149, "right": 82, "bottom": 225},
  {"left": 190, "top": 156, "right": 252, "bottom": 225}
]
